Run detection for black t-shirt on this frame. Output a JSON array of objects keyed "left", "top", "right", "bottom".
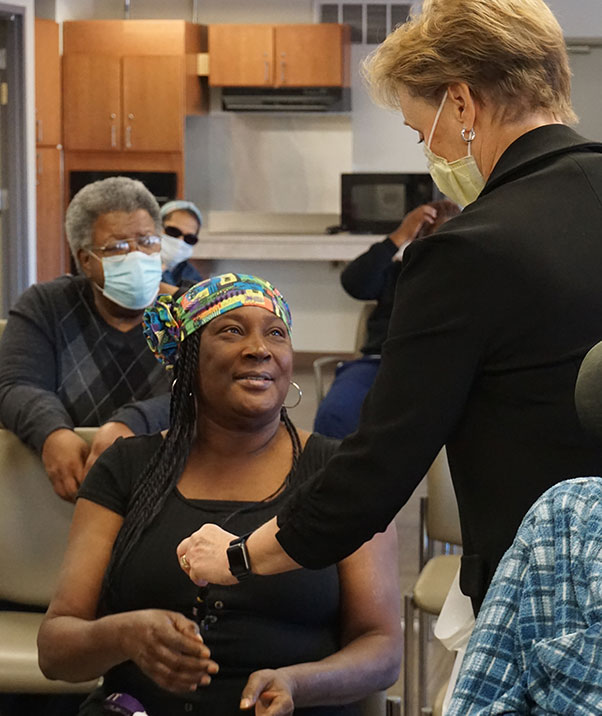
[{"left": 78, "top": 432, "right": 360, "bottom": 716}]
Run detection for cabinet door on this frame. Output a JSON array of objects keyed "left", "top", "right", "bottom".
[
  {"left": 36, "top": 147, "right": 65, "bottom": 282},
  {"left": 122, "top": 56, "right": 184, "bottom": 152},
  {"left": 209, "top": 25, "right": 274, "bottom": 87},
  {"left": 63, "top": 55, "right": 121, "bottom": 151},
  {"left": 275, "top": 25, "right": 345, "bottom": 87},
  {"left": 35, "top": 19, "right": 61, "bottom": 146}
]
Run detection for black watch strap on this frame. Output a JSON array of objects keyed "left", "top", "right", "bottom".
[{"left": 227, "top": 532, "right": 253, "bottom": 581}]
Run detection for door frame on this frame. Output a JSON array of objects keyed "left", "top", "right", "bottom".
[{"left": 0, "top": 3, "right": 30, "bottom": 316}]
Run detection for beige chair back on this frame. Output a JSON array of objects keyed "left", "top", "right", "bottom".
[
  {"left": 0, "top": 427, "right": 99, "bottom": 693},
  {"left": 426, "top": 447, "right": 462, "bottom": 547},
  {"left": 0, "top": 428, "right": 96, "bottom": 605}
]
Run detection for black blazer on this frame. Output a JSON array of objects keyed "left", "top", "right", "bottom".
[{"left": 277, "top": 125, "right": 602, "bottom": 610}]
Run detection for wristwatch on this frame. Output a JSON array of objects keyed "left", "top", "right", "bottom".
[{"left": 227, "top": 532, "right": 253, "bottom": 581}]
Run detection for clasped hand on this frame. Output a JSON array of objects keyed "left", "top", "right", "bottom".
[
  {"left": 121, "top": 609, "right": 218, "bottom": 693},
  {"left": 177, "top": 523, "right": 238, "bottom": 586}
]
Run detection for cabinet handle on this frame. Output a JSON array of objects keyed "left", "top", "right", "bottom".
[
  {"left": 110, "top": 125, "right": 117, "bottom": 148},
  {"left": 36, "top": 119, "right": 43, "bottom": 143},
  {"left": 36, "top": 152, "right": 42, "bottom": 186},
  {"left": 125, "top": 125, "right": 132, "bottom": 148},
  {"left": 280, "top": 60, "right": 286, "bottom": 84},
  {"left": 264, "top": 60, "right": 270, "bottom": 84}
]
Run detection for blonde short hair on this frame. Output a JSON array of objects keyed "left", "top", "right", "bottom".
[{"left": 363, "top": 0, "right": 577, "bottom": 124}]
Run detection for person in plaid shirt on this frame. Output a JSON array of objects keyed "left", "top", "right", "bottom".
[{"left": 447, "top": 477, "right": 602, "bottom": 715}]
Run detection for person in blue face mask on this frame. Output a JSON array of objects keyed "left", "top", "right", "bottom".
[
  {"left": 159, "top": 199, "right": 204, "bottom": 286},
  {"left": 0, "top": 177, "right": 175, "bottom": 505}
]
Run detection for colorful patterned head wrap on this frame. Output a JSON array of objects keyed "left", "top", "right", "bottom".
[{"left": 143, "top": 272, "right": 292, "bottom": 367}]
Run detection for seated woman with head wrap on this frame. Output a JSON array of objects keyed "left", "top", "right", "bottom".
[{"left": 37, "top": 273, "right": 402, "bottom": 716}]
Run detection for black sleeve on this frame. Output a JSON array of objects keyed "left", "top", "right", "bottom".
[
  {"left": 276, "top": 234, "right": 493, "bottom": 568},
  {"left": 340, "top": 238, "right": 399, "bottom": 300},
  {"left": 0, "top": 284, "right": 74, "bottom": 453},
  {"left": 110, "top": 393, "right": 171, "bottom": 434},
  {"left": 78, "top": 433, "right": 162, "bottom": 514}
]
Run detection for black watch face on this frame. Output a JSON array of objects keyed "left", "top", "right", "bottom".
[{"left": 227, "top": 542, "right": 250, "bottom": 578}]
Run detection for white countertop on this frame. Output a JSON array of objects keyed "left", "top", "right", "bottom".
[{"left": 191, "top": 232, "right": 380, "bottom": 262}]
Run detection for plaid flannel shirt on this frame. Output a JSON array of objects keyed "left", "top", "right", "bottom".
[{"left": 447, "top": 477, "right": 602, "bottom": 716}]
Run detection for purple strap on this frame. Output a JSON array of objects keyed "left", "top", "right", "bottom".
[{"left": 103, "top": 692, "right": 147, "bottom": 715}]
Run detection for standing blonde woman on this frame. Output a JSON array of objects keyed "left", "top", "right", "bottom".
[{"left": 177, "top": 0, "right": 602, "bottom": 616}]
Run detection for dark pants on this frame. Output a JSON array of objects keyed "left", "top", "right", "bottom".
[{"left": 313, "top": 357, "right": 381, "bottom": 439}]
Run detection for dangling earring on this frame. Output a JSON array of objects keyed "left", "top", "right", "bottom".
[
  {"left": 283, "top": 380, "right": 302, "bottom": 409},
  {"left": 461, "top": 127, "right": 476, "bottom": 143}
]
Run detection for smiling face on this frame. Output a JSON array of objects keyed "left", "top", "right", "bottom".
[{"left": 196, "top": 306, "right": 293, "bottom": 426}]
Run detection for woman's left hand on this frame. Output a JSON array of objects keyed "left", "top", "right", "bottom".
[
  {"left": 240, "top": 669, "right": 295, "bottom": 715},
  {"left": 177, "top": 524, "right": 238, "bottom": 586}
]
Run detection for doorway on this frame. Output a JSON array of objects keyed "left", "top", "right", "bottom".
[{"left": 0, "top": 6, "right": 28, "bottom": 317}]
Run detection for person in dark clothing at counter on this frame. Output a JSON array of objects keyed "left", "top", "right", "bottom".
[
  {"left": 174, "top": 0, "right": 602, "bottom": 617},
  {"left": 314, "top": 200, "right": 460, "bottom": 439},
  {"left": 0, "top": 177, "right": 173, "bottom": 503},
  {"left": 160, "top": 200, "right": 204, "bottom": 286}
]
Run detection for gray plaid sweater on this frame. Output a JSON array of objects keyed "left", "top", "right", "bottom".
[{"left": 0, "top": 275, "right": 171, "bottom": 453}]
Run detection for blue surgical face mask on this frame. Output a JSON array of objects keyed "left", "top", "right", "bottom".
[{"left": 90, "top": 251, "right": 162, "bottom": 310}]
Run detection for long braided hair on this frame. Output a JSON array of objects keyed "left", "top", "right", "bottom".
[
  {"left": 101, "top": 330, "right": 201, "bottom": 604},
  {"left": 101, "top": 329, "right": 299, "bottom": 605}
]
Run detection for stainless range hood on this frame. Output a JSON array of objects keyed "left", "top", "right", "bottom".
[{"left": 220, "top": 87, "right": 351, "bottom": 113}]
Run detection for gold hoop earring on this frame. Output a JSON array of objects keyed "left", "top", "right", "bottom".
[{"left": 283, "top": 381, "right": 302, "bottom": 409}]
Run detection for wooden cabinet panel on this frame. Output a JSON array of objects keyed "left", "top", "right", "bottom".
[
  {"left": 63, "top": 55, "right": 121, "bottom": 151},
  {"left": 122, "top": 56, "right": 183, "bottom": 152},
  {"left": 209, "top": 24, "right": 349, "bottom": 88},
  {"left": 35, "top": 19, "right": 61, "bottom": 146},
  {"left": 36, "top": 148, "right": 65, "bottom": 282},
  {"left": 209, "top": 25, "right": 274, "bottom": 87},
  {"left": 275, "top": 25, "right": 346, "bottom": 87}
]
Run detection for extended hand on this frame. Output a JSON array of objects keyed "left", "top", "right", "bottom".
[
  {"left": 84, "top": 421, "right": 134, "bottom": 475},
  {"left": 41, "top": 428, "right": 90, "bottom": 502},
  {"left": 389, "top": 204, "right": 438, "bottom": 247},
  {"left": 240, "top": 669, "right": 295, "bottom": 715},
  {"left": 177, "top": 524, "right": 238, "bottom": 586},
  {"left": 121, "top": 609, "right": 219, "bottom": 693}
]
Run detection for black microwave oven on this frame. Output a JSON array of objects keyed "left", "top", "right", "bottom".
[{"left": 341, "top": 173, "right": 435, "bottom": 234}]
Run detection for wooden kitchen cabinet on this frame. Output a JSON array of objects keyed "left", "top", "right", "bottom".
[
  {"left": 63, "top": 55, "right": 121, "bottom": 151},
  {"left": 209, "top": 24, "right": 350, "bottom": 88},
  {"left": 35, "top": 18, "right": 61, "bottom": 147},
  {"left": 63, "top": 54, "right": 183, "bottom": 152},
  {"left": 36, "top": 147, "right": 65, "bottom": 282},
  {"left": 35, "top": 18, "right": 65, "bottom": 281}
]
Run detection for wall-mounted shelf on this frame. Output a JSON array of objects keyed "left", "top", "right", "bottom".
[{"left": 191, "top": 233, "right": 378, "bottom": 262}]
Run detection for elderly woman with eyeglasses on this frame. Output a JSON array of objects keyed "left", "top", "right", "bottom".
[{"left": 0, "top": 176, "right": 174, "bottom": 503}]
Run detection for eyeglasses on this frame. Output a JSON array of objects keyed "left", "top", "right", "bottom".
[
  {"left": 91, "top": 235, "right": 162, "bottom": 258},
  {"left": 163, "top": 224, "right": 199, "bottom": 246}
]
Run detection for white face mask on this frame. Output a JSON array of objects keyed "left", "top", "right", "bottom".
[
  {"left": 160, "top": 233, "right": 194, "bottom": 271},
  {"left": 423, "top": 92, "right": 485, "bottom": 208}
]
